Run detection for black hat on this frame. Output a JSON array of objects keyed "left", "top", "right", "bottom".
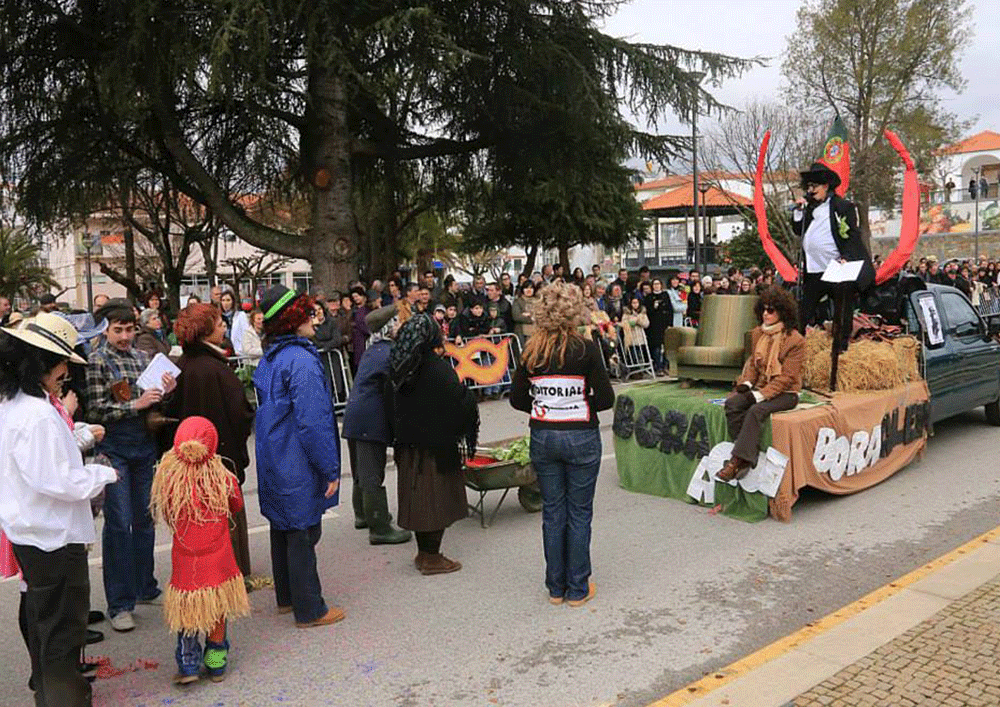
[
  {"left": 349, "top": 285, "right": 367, "bottom": 299},
  {"left": 365, "top": 304, "right": 398, "bottom": 332},
  {"left": 39, "top": 293, "right": 57, "bottom": 305},
  {"left": 260, "top": 285, "right": 298, "bottom": 322},
  {"left": 799, "top": 162, "right": 841, "bottom": 189}
]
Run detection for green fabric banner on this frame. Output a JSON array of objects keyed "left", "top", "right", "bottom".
[{"left": 613, "top": 383, "right": 773, "bottom": 522}]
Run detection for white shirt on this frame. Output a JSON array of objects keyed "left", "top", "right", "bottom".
[
  {"left": 798, "top": 199, "right": 840, "bottom": 273},
  {"left": 230, "top": 310, "right": 250, "bottom": 356},
  {"left": 0, "top": 393, "right": 117, "bottom": 551}
]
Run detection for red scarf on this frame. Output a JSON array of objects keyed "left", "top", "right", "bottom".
[{"left": 49, "top": 393, "right": 74, "bottom": 431}]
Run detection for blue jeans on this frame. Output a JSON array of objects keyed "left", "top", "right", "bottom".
[
  {"left": 99, "top": 418, "right": 160, "bottom": 617},
  {"left": 270, "top": 523, "right": 328, "bottom": 623},
  {"left": 529, "top": 428, "right": 602, "bottom": 601}
]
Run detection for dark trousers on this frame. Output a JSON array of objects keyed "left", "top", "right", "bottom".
[
  {"left": 529, "top": 428, "right": 602, "bottom": 602},
  {"left": 12, "top": 543, "right": 91, "bottom": 707},
  {"left": 348, "top": 438, "right": 388, "bottom": 492},
  {"left": 98, "top": 420, "right": 159, "bottom": 617},
  {"left": 725, "top": 391, "right": 798, "bottom": 464},
  {"left": 270, "top": 523, "right": 327, "bottom": 624},
  {"left": 800, "top": 273, "right": 855, "bottom": 347}
]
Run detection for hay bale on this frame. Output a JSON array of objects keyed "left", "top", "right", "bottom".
[{"left": 802, "top": 330, "right": 921, "bottom": 393}]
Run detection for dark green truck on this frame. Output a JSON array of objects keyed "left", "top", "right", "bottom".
[{"left": 903, "top": 282, "right": 1000, "bottom": 426}]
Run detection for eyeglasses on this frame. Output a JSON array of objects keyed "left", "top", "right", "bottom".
[{"left": 762, "top": 305, "right": 776, "bottom": 314}]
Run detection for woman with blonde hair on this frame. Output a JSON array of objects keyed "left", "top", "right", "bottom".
[{"left": 510, "top": 283, "right": 614, "bottom": 607}]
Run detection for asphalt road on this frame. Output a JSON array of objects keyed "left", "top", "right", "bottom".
[{"left": 2, "top": 391, "right": 999, "bottom": 707}]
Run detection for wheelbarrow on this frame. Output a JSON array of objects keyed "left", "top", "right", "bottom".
[{"left": 464, "top": 443, "right": 543, "bottom": 528}]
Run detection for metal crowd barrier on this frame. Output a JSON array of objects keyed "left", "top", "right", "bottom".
[
  {"left": 976, "top": 286, "right": 1000, "bottom": 318},
  {"left": 447, "top": 333, "right": 521, "bottom": 395},
  {"left": 614, "top": 325, "right": 656, "bottom": 380},
  {"left": 228, "top": 348, "right": 352, "bottom": 414}
]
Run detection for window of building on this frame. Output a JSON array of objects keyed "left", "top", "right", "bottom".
[{"left": 293, "top": 272, "right": 313, "bottom": 293}]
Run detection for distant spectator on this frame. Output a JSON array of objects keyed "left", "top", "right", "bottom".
[
  {"left": 349, "top": 286, "right": 372, "bottom": 371},
  {"left": 687, "top": 280, "right": 704, "bottom": 327},
  {"left": 454, "top": 301, "right": 491, "bottom": 344},
  {"left": 243, "top": 309, "right": 265, "bottom": 360},
  {"left": 970, "top": 178, "right": 978, "bottom": 200},
  {"left": 572, "top": 268, "right": 586, "bottom": 287},
  {"left": 135, "top": 308, "right": 171, "bottom": 357},
  {"left": 500, "top": 272, "right": 514, "bottom": 299},
  {"left": 38, "top": 293, "right": 58, "bottom": 313},
  {"left": 312, "top": 301, "right": 339, "bottom": 351},
  {"left": 440, "top": 275, "right": 464, "bottom": 312},
  {"left": 93, "top": 293, "right": 110, "bottom": 311},
  {"left": 604, "top": 283, "right": 624, "bottom": 323},
  {"left": 512, "top": 282, "right": 537, "bottom": 345},
  {"left": 0, "top": 296, "right": 10, "bottom": 327},
  {"left": 647, "top": 280, "right": 671, "bottom": 375}
]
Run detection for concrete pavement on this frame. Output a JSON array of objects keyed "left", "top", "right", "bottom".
[{"left": 2, "top": 391, "right": 1000, "bottom": 707}]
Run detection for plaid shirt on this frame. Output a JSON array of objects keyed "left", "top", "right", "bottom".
[{"left": 85, "top": 341, "right": 152, "bottom": 425}]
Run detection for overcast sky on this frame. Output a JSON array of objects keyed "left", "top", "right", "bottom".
[{"left": 603, "top": 0, "right": 998, "bottom": 153}]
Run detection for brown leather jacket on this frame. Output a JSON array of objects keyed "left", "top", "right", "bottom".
[{"left": 737, "top": 327, "right": 805, "bottom": 399}]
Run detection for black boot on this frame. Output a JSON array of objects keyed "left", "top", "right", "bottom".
[
  {"left": 352, "top": 482, "right": 367, "bottom": 530},
  {"left": 364, "top": 487, "right": 412, "bottom": 545}
]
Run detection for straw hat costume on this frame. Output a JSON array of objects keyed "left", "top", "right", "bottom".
[
  {"left": 151, "top": 416, "right": 250, "bottom": 635},
  {"left": 5, "top": 311, "right": 86, "bottom": 363}
]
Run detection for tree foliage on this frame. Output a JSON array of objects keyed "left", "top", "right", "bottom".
[
  {"left": 0, "top": 229, "right": 57, "bottom": 299},
  {"left": 783, "top": 0, "right": 972, "bottom": 237},
  {"left": 0, "top": 1, "right": 759, "bottom": 289}
]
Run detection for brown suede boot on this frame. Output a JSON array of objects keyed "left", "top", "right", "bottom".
[
  {"left": 414, "top": 551, "right": 429, "bottom": 571},
  {"left": 419, "top": 554, "right": 462, "bottom": 575},
  {"left": 717, "top": 457, "right": 751, "bottom": 482}
]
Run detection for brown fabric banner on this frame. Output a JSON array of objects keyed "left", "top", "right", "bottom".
[{"left": 768, "top": 381, "right": 930, "bottom": 521}]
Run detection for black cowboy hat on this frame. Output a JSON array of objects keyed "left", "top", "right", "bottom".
[{"left": 799, "top": 162, "right": 841, "bottom": 189}]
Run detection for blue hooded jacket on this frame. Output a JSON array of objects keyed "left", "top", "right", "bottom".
[
  {"left": 341, "top": 339, "right": 392, "bottom": 445},
  {"left": 253, "top": 336, "right": 340, "bottom": 530}
]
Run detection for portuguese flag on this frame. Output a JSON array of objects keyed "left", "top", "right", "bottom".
[{"left": 819, "top": 115, "right": 850, "bottom": 197}]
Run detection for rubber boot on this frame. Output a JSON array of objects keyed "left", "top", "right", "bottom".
[
  {"left": 363, "top": 487, "right": 412, "bottom": 545},
  {"left": 352, "top": 482, "right": 368, "bottom": 530},
  {"left": 204, "top": 637, "right": 230, "bottom": 683},
  {"left": 174, "top": 633, "right": 202, "bottom": 684}
]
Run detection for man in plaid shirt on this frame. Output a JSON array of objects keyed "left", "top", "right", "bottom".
[{"left": 86, "top": 305, "right": 175, "bottom": 633}]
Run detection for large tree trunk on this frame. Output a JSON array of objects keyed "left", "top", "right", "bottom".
[
  {"left": 305, "top": 64, "right": 356, "bottom": 291},
  {"left": 558, "top": 240, "right": 570, "bottom": 274},
  {"left": 521, "top": 243, "right": 538, "bottom": 279}
]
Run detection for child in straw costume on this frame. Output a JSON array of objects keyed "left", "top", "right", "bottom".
[{"left": 151, "top": 416, "right": 250, "bottom": 684}]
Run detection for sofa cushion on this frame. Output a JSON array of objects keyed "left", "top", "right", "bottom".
[{"left": 677, "top": 345, "right": 745, "bottom": 368}]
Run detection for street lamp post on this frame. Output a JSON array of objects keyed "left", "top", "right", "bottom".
[
  {"left": 689, "top": 71, "right": 706, "bottom": 275},
  {"left": 83, "top": 230, "right": 95, "bottom": 313},
  {"left": 974, "top": 167, "right": 981, "bottom": 261},
  {"left": 699, "top": 182, "right": 711, "bottom": 267}
]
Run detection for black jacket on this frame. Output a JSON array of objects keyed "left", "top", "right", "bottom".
[
  {"left": 455, "top": 308, "right": 492, "bottom": 339},
  {"left": 792, "top": 194, "right": 875, "bottom": 291}
]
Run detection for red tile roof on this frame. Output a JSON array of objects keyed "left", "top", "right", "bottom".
[
  {"left": 642, "top": 182, "right": 751, "bottom": 211},
  {"left": 943, "top": 131, "right": 1000, "bottom": 155}
]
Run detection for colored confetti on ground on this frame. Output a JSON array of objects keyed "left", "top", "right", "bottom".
[{"left": 88, "top": 655, "right": 160, "bottom": 679}]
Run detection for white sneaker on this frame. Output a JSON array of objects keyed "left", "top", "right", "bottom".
[{"left": 110, "top": 611, "right": 135, "bottom": 632}]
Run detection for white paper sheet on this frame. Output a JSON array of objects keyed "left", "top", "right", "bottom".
[
  {"left": 686, "top": 441, "right": 789, "bottom": 500},
  {"left": 821, "top": 259, "right": 864, "bottom": 283},
  {"left": 137, "top": 353, "right": 181, "bottom": 391}
]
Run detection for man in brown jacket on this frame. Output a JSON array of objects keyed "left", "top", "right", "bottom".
[{"left": 719, "top": 288, "right": 805, "bottom": 481}]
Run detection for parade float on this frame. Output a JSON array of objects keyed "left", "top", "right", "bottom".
[{"left": 614, "top": 124, "right": 1000, "bottom": 522}]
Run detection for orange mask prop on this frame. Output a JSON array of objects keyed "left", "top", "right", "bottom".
[{"left": 444, "top": 338, "right": 510, "bottom": 385}]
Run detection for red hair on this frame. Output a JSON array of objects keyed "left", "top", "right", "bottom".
[
  {"left": 263, "top": 294, "right": 314, "bottom": 338},
  {"left": 174, "top": 303, "right": 220, "bottom": 346}
]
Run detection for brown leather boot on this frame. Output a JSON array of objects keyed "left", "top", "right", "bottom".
[
  {"left": 419, "top": 553, "right": 462, "bottom": 575},
  {"left": 295, "top": 606, "right": 346, "bottom": 628},
  {"left": 717, "top": 457, "right": 750, "bottom": 482},
  {"left": 414, "top": 551, "right": 429, "bottom": 571}
]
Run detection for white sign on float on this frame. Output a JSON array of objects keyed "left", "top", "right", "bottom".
[
  {"left": 812, "top": 425, "right": 882, "bottom": 481},
  {"left": 686, "top": 441, "right": 789, "bottom": 502}
]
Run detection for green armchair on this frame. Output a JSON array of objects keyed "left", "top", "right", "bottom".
[{"left": 664, "top": 294, "right": 759, "bottom": 383}]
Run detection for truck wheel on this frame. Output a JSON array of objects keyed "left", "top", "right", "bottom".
[{"left": 986, "top": 400, "right": 1000, "bottom": 426}]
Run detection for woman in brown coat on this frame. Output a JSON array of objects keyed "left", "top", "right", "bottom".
[
  {"left": 166, "top": 304, "right": 255, "bottom": 576},
  {"left": 719, "top": 287, "right": 805, "bottom": 481}
]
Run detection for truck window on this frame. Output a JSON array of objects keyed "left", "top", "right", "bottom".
[{"left": 940, "top": 292, "right": 982, "bottom": 337}]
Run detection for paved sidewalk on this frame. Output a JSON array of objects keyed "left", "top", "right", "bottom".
[
  {"left": 794, "top": 576, "right": 1000, "bottom": 707},
  {"left": 654, "top": 525, "right": 1000, "bottom": 707}
]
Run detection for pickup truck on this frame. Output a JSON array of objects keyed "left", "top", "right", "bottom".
[{"left": 901, "top": 281, "right": 1000, "bottom": 426}]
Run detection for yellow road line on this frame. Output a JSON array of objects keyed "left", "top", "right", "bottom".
[{"left": 648, "top": 523, "right": 1000, "bottom": 707}]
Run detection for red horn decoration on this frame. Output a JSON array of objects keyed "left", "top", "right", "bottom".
[
  {"left": 874, "top": 129, "right": 920, "bottom": 285},
  {"left": 753, "top": 130, "right": 799, "bottom": 282}
]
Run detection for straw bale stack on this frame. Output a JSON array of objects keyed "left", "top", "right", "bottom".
[{"left": 802, "top": 330, "right": 922, "bottom": 393}]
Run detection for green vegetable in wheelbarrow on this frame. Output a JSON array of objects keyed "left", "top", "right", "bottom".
[{"left": 482, "top": 436, "right": 531, "bottom": 467}]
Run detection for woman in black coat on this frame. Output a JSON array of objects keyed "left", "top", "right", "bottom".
[
  {"left": 167, "top": 304, "right": 255, "bottom": 577},
  {"left": 389, "top": 313, "right": 478, "bottom": 575}
]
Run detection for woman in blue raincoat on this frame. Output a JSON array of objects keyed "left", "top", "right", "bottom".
[{"left": 253, "top": 286, "right": 343, "bottom": 629}]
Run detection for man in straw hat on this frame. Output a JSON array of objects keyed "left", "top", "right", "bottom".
[
  {"left": 792, "top": 161, "right": 875, "bottom": 351},
  {"left": 1, "top": 312, "right": 118, "bottom": 706}
]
